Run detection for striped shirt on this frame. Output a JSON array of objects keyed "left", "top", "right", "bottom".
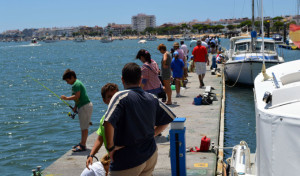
[
  {"left": 141, "top": 59, "right": 161, "bottom": 94},
  {"left": 104, "top": 87, "right": 176, "bottom": 171}
]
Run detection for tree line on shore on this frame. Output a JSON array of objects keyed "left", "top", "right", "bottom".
[{"left": 72, "top": 16, "right": 296, "bottom": 37}]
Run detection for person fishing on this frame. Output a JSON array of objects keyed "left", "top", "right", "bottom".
[{"left": 61, "top": 69, "right": 93, "bottom": 152}]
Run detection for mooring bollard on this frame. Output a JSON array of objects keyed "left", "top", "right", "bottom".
[{"left": 169, "top": 117, "right": 186, "bottom": 176}]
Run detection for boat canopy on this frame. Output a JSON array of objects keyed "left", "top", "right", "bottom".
[{"left": 255, "top": 60, "right": 300, "bottom": 176}]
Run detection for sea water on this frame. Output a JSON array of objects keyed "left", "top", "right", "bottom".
[{"left": 0, "top": 39, "right": 299, "bottom": 175}]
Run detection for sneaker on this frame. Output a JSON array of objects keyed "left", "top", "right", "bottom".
[{"left": 176, "top": 94, "right": 181, "bottom": 98}]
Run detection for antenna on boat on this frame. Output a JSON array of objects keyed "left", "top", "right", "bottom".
[{"left": 261, "top": 0, "right": 271, "bottom": 81}]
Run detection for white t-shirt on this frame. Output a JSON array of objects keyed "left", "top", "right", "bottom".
[
  {"left": 81, "top": 162, "right": 106, "bottom": 176},
  {"left": 180, "top": 44, "right": 188, "bottom": 56},
  {"left": 201, "top": 41, "right": 208, "bottom": 48},
  {"left": 190, "top": 40, "right": 197, "bottom": 49}
]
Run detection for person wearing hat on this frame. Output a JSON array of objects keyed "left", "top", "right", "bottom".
[
  {"left": 171, "top": 51, "right": 185, "bottom": 97},
  {"left": 192, "top": 40, "right": 209, "bottom": 88},
  {"left": 216, "top": 53, "right": 224, "bottom": 64},
  {"left": 173, "top": 42, "right": 187, "bottom": 87}
]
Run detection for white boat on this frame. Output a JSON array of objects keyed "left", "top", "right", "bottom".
[
  {"left": 74, "top": 36, "right": 85, "bottom": 42},
  {"left": 100, "top": 36, "right": 113, "bottom": 43},
  {"left": 224, "top": 0, "right": 285, "bottom": 86},
  {"left": 228, "top": 60, "right": 300, "bottom": 176},
  {"left": 138, "top": 39, "right": 147, "bottom": 44},
  {"left": 255, "top": 60, "right": 300, "bottom": 176},
  {"left": 224, "top": 37, "right": 284, "bottom": 85},
  {"left": 44, "top": 37, "right": 57, "bottom": 43},
  {"left": 146, "top": 36, "right": 157, "bottom": 41},
  {"left": 229, "top": 0, "right": 300, "bottom": 175},
  {"left": 30, "top": 38, "right": 39, "bottom": 45},
  {"left": 227, "top": 141, "right": 254, "bottom": 176}
]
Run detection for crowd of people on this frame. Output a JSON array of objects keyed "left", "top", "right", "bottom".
[{"left": 60, "top": 36, "right": 221, "bottom": 176}]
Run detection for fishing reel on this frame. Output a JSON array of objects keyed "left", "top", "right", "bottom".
[{"left": 68, "top": 112, "right": 77, "bottom": 119}]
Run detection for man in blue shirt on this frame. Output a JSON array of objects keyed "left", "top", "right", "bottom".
[{"left": 104, "top": 62, "right": 176, "bottom": 176}]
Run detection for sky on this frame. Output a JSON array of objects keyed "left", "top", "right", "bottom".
[{"left": 0, "top": 0, "right": 298, "bottom": 32}]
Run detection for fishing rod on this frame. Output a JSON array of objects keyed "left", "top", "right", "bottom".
[{"left": 27, "top": 75, "right": 77, "bottom": 119}]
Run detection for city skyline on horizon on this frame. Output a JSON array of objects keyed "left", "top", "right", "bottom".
[{"left": 0, "top": 0, "right": 298, "bottom": 32}]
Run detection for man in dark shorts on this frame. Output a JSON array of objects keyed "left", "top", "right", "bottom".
[{"left": 104, "top": 63, "right": 176, "bottom": 176}]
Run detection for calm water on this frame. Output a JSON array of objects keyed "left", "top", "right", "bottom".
[
  {"left": 0, "top": 39, "right": 299, "bottom": 175},
  {"left": 0, "top": 39, "right": 186, "bottom": 175}
]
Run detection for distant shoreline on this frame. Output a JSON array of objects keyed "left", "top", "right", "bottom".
[{"left": 61, "top": 34, "right": 225, "bottom": 41}]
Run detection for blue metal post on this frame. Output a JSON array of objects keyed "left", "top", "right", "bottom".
[{"left": 169, "top": 118, "right": 186, "bottom": 176}]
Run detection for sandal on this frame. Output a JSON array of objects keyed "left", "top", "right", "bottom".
[
  {"left": 72, "top": 143, "right": 80, "bottom": 149},
  {"left": 72, "top": 144, "right": 86, "bottom": 152}
]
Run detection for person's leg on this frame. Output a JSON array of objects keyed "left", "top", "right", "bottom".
[
  {"left": 81, "top": 129, "right": 88, "bottom": 146},
  {"left": 163, "top": 79, "right": 172, "bottom": 104},
  {"left": 198, "top": 75, "right": 202, "bottom": 87},
  {"left": 76, "top": 102, "right": 93, "bottom": 150},
  {"left": 139, "top": 149, "right": 158, "bottom": 176},
  {"left": 175, "top": 78, "right": 181, "bottom": 96},
  {"left": 109, "top": 162, "right": 146, "bottom": 176},
  {"left": 201, "top": 74, "right": 206, "bottom": 86},
  {"left": 109, "top": 150, "right": 158, "bottom": 176}
]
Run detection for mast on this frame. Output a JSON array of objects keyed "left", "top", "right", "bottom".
[
  {"left": 298, "top": 0, "right": 300, "bottom": 17},
  {"left": 251, "top": 0, "right": 255, "bottom": 52},
  {"left": 261, "top": 0, "right": 271, "bottom": 81}
]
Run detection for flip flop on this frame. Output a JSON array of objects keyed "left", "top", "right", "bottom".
[
  {"left": 165, "top": 102, "right": 172, "bottom": 105},
  {"left": 72, "top": 144, "right": 86, "bottom": 152}
]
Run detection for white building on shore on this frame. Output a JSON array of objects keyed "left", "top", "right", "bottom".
[{"left": 132, "top": 14, "right": 156, "bottom": 32}]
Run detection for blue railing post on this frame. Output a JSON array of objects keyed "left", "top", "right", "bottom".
[{"left": 169, "top": 117, "right": 186, "bottom": 176}]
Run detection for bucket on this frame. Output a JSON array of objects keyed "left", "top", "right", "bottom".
[
  {"left": 171, "top": 85, "right": 176, "bottom": 90},
  {"left": 194, "top": 97, "right": 202, "bottom": 105}
]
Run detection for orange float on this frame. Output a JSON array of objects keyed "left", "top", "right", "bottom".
[{"left": 289, "top": 24, "right": 300, "bottom": 48}]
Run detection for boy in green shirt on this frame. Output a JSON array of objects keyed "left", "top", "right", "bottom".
[
  {"left": 85, "top": 83, "right": 119, "bottom": 171},
  {"left": 61, "top": 69, "right": 93, "bottom": 152}
]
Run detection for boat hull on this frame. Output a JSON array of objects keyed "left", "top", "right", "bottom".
[{"left": 225, "top": 61, "right": 280, "bottom": 85}]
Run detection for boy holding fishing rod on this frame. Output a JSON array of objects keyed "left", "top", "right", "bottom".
[{"left": 61, "top": 69, "right": 93, "bottom": 152}]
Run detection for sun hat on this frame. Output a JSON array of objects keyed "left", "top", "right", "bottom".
[{"left": 173, "top": 42, "right": 180, "bottom": 47}]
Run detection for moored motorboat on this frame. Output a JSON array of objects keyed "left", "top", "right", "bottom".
[
  {"left": 44, "top": 37, "right": 57, "bottom": 43},
  {"left": 224, "top": 37, "right": 284, "bottom": 85},
  {"left": 100, "top": 36, "right": 113, "bottom": 43},
  {"left": 73, "top": 36, "right": 85, "bottom": 42},
  {"left": 254, "top": 60, "right": 300, "bottom": 176},
  {"left": 138, "top": 39, "right": 147, "bottom": 44}
]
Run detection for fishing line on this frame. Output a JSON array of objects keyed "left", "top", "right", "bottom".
[{"left": 27, "top": 75, "right": 77, "bottom": 119}]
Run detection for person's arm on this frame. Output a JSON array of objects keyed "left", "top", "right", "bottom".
[
  {"left": 61, "top": 91, "right": 80, "bottom": 101},
  {"left": 162, "top": 53, "right": 168, "bottom": 69},
  {"left": 154, "top": 124, "right": 169, "bottom": 136},
  {"left": 104, "top": 121, "right": 115, "bottom": 161},
  {"left": 205, "top": 54, "right": 209, "bottom": 66},
  {"left": 86, "top": 136, "right": 104, "bottom": 169}
]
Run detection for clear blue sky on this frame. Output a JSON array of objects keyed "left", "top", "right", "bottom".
[{"left": 0, "top": 0, "right": 297, "bottom": 32}]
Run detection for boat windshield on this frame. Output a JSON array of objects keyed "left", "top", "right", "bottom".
[
  {"left": 235, "top": 43, "right": 248, "bottom": 52},
  {"left": 255, "top": 42, "right": 275, "bottom": 51}
]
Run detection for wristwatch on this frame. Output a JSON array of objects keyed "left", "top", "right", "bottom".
[
  {"left": 107, "top": 145, "right": 115, "bottom": 152},
  {"left": 87, "top": 154, "right": 99, "bottom": 161}
]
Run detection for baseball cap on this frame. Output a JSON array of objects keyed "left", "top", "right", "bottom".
[{"left": 174, "top": 51, "right": 179, "bottom": 55}]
